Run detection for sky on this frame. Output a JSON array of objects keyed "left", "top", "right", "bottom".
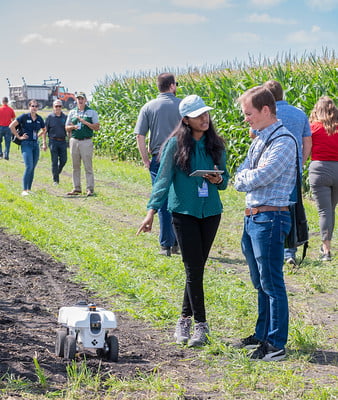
[{"left": 1, "top": 0, "right": 338, "bottom": 100}]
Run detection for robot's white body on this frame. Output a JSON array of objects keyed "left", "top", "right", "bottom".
[{"left": 55, "top": 302, "right": 118, "bottom": 361}]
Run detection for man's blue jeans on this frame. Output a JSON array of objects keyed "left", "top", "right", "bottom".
[
  {"left": 0, "top": 126, "right": 12, "bottom": 159},
  {"left": 149, "top": 156, "right": 176, "bottom": 248},
  {"left": 49, "top": 139, "right": 67, "bottom": 183},
  {"left": 21, "top": 140, "right": 40, "bottom": 190},
  {"left": 241, "top": 211, "right": 291, "bottom": 349}
]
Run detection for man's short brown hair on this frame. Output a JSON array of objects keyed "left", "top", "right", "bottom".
[
  {"left": 157, "top": 73, "right": 175, "bottom": 92},
  {"left": 238, "top": 86, "right": 276, "bottom": 115},
  {"left": 263, "top": 80, "right": 284, "bottom": 102}
]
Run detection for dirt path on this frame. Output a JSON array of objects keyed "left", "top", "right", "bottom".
[{"left": 0, "top": 227, "right": 218, "bottom": 398}]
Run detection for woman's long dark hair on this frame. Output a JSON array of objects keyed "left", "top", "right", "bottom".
[{"left": 160, "top": 117, "right": 225, "bottom": 173}]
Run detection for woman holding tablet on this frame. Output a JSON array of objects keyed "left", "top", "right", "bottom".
[{"left": 137, "top": 94, "right": 229, "bottom": 347}]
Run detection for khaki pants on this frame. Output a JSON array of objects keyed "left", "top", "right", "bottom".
[{"left": 69, "top": 138, "right": 94, "bottom": 192}]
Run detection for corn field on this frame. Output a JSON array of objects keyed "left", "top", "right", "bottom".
[{"left": 92, "top": 49, "right": 338, "bottom": 182}]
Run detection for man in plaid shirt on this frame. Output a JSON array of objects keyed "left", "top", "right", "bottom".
[{"left": 234, "top": 85, "right": 297, "bottom": 362}]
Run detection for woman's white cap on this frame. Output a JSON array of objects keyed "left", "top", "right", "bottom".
[{"left": 179, "top": 94, "right": 213, "bottom": 118}]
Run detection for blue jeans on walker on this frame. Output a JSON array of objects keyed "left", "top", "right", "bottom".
[
  {"left": 149, "top": 156, "right": 176, "bottom": 248},
  {"left": 284, "top": 247, "right": 296, "bottom": 259},
  {"left": 241, "top": 211, "right": 291, "bottom": 349},
  {"left": 21, "top": 140, "right": 40, "bottom": 190},
  {"left": 0, "top": 126, "right": 11, "bottom": 158}
]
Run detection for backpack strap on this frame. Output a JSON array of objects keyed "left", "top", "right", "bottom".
[
  {"left": 251, "top": 125, "right": 283, "bottom": 169},
  {"left": 265, "top": 133, "right": 308, "bottom": 264}
]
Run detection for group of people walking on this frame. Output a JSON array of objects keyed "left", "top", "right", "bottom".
[
  {"left": 1, "top": 73, "right": 337, "bottom": 360},
  {"left": 1, "top": 93, "right": 100, "bottom": 197},
  {"left": 136, "top": 73, "right": 338, "bottom": 360}
]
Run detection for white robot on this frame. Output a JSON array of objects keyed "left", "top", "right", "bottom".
[{"left": 55, "top": 301, "right": 118, "bottom": 361}]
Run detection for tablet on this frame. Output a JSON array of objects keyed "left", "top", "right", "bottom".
[{"left": 189, "top": 170, "right": 224, "bottom": 177}]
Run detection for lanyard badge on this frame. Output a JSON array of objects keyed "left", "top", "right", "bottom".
[{"left": 198, "top": 180, "right": 209, "bottom": 197}]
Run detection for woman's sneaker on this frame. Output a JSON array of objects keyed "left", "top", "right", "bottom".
[
  {"left": 174, "top": 317, "right": 192, "bottom": 344},
  {"left": 320, "top": 246, "right": 332, "bottom": 261},
  {"left": 321, "top": 252, "right": 332, "bottom": 261},
  {"left": 250, "top": 342, "right": 286, "bottom": 361},
  {"left": 188, "top": 322, "right": 209, "bottom": 347}
]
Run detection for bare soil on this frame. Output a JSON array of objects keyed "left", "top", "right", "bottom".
[{"left": 0, "top": 227, "right": 218, "bottom": 399}]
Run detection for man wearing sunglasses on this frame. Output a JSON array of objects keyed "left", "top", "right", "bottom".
[{"left": 44, "top": 100, "right": 68, "bottom": 185}]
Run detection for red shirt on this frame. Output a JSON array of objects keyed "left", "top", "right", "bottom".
[
  {"left": 0, "top": 104, "right": 15, "bottom": 126},
  {"left": 311, "top": 121, "right": 338, "bottom": 161}
]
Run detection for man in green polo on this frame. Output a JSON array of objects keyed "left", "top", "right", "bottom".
[{"left": 66, "top": 92, "right": 100, "bottom": 196}]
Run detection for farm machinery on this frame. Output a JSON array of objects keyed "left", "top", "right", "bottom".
[
  {"left": 55, "top": 301, "right": 119, "bottom": 361},
  {"left": 7, "top": 77, "right": 76, "bottom": 110}
]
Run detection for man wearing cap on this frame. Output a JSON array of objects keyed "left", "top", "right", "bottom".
[
  {"left": 234, "top": 86, "right": 297, "bottom": 361},
  {"left": 0, "top": 97, "right": 16, "bottom": 160},
  {"left": 134, "top": 73, "right": 181, "bottom": 256},
  {"left": 65, "top": 92, "right": 99, "bottom": 196},
  {"left": 45, "top": 100, "right": 68, "bottom": 185}
]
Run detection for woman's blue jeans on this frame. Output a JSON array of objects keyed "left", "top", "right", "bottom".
[
  {"left": 21, "top": 140, "right": 40, "bottom": 190},
  {"left": 241, "top": 211, "right": 291, "bottom": 349}
]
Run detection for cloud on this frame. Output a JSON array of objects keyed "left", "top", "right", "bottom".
[
  {"left": 171, "top": 0, "right": 233, "bottom": 8},
  {"left": 306, "top": 0, "right": 338, "bottom": 11},
  {"left": 249, "top": 0, "right": 285, "bottom": 6},
  {"left": 246, "top": 13, "right": 296, "bottom": 24},
  {"left": 99, "top": 23, "right": 122, "bottom": 33},
  {"left": 136, "top": 12, "right": 208, "bottom": 24},
  {"left": 229, "top": 32, "right": 261, "bottom": 43},
  {"left": 21, "top": 33, "right": 61, "bottom": 45},
  {"left": 287, "top": 25, "right": 323, "bottom": 44},
  {"left": 311, "top": 25, "right": 321, "bottom": 33},
  {"left": 53, "top": 19, "right": 122, "bottom": 32}
]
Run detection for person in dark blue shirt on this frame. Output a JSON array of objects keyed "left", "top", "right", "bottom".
[
  {"left": 44, "top": 100, "right": 68, "bottom": 185},
  {"left": 10, "top": 99, "right": 46, "bottom": 196}
]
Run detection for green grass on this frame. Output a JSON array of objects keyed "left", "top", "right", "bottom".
[{"left": 0, "top": 149, "right": 337, "bottom": 399}]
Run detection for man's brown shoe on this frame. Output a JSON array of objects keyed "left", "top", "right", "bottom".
[{"left": 67, "top": 190, "right": 82, "bottom": 195}]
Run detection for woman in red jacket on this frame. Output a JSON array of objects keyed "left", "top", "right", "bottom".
[{"left": 309, "top": 96, "right": 338, "bottom": 261}]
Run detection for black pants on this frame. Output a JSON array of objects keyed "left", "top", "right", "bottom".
[
  {"left": 172, "top": 212, "right": 221, "bottom": 323},
  {"left": 49, "top": 139, "right": 67, "bottom": 183}
]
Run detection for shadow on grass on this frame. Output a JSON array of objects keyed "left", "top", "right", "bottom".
[
  {"left": 209, "top": 256, "right": 246, "bottom": 266},
  {"left": 287, "top": 349, "right": 338, "bottom": 366},
  {"left": 309, "top": 350, "right": 338, "bottom": 366}
]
